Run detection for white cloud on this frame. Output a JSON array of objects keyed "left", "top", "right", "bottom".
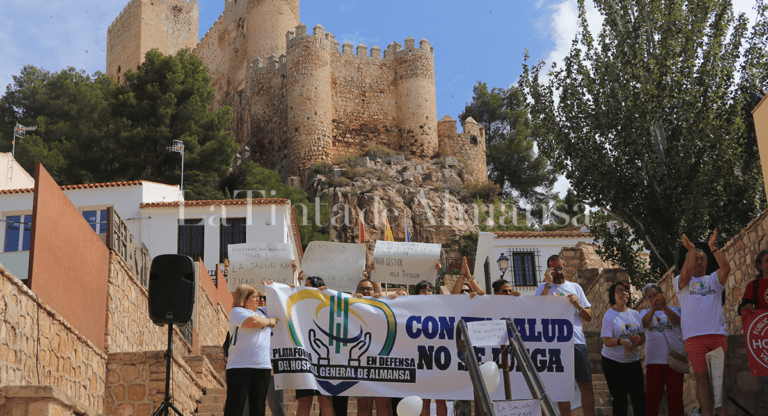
[{"left": 0, "top": 0, "right": 125, "bottom": 92}]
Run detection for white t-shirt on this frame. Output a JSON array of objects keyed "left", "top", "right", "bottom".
[
  {"left": 600, "top": 308, "right": 644, "bottom": 363},
  {"left": 226, "top": 307, "right": 272, "bottom": 370},
  {"left": 534, "top": 281, "right": 591, "bottom": 345},
  {"left": 640, "top": 307, "right": 685, "bottom": 365},
  {"left": 674, "top": 271, "right": 727, "bottom": 340}
]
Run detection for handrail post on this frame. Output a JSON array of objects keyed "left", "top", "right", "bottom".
[{"left": 456, "top": 320, "right": 496, "bottom": 416}]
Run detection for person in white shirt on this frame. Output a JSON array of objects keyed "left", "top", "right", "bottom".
[
  {"left": 225, "top": 284, "right": 278, "bottom": 416},
  {"left": 600, "top": 281, "right": 646, "bottom": 416},
  {"left": 534, "top": 255, "right": 595, "bottom": 416},
  {"left": 641, "top": 283, "right": 685, "bottom": 416},
  {"left": 675, "top": 229, "right": 730, "bottom": 416}
]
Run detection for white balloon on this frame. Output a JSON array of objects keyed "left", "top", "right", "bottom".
[
  {"left": 397, "top": 395, "right": 423, "bottom": 416},
  {"left": 479, "top": 361, "right": 500, "bottom": 392}
]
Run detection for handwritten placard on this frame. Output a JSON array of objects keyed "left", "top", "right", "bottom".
[
  {"left": 301, "top": 242, "right": 366, "bottom": 292},
  {"left": 466, "top": 320, "right": 508, "bottom": 347},
  {"left": 493, "top": 400, "right": 541, "bottom": 416},
  {"left": 706, "top": 347, "right": 725, "bottom": 409},
  {"left": 228, "top": 242, "right": 294, "bottom": 291},
  {"left": 372, "top": 241, "right": 441, "bottom": 285}
]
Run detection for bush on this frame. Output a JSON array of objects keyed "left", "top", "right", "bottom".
[
  {"left": 314, "top": 161, "right": 333, "bottom": 176},
  {"left": 462, "top": 181, "right": 501, "bottom": 203},
  {"left": 328, "top": 177, "right": 352, "bottom": 188},
  {"left": 448, "top": 268, "right": 462, "bottom": 275},
  {"left": 365, "top": 145, "right": 395, "bottom": 159},
  {"left": 337, "top": 154, "right": 360, "bottom": 169},
  {"left": 344, "top": 167, "right": 364, "bottom": 180}
]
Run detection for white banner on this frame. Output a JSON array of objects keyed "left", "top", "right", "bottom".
[
  {"left": 228, "top": 243, "right": 294, "bottom": 291},
  {"left": 266, "top": 284, "right": 575, "bottom": 401},
  {"left": 301, "top": 242, "right": 367, "bottom": 292},
  {"left": 372, "top": 241, "right": 442, "bottom": 285}
]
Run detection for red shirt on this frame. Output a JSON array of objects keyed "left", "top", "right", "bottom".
[{"left": 742, "top": 278, "right": 768, "bottom": 309}]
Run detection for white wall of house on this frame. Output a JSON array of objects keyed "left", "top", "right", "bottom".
[
  {"left": 474, "top": 232, "right": 595, "bottom": 295},
  {"left": 0, "top": 152, "right": 35, "bottom": 190},
  {"left": 140, "top": 203, "right": 300, "bottom": 272}
]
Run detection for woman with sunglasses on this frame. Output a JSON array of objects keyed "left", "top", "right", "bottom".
[
  {"left": 600, "top": 281, "right": 646, "bottom": 416},
  {"left": 451, "top": 257, "right": 489, "bottom": 297},
  {"left": 224, "top": 284, "right": 278, "bottom": 416}
]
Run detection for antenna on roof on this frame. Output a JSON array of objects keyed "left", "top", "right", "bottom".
[
  {"left": 8, "top": 123, "right": 37, "bottom": 182},
  {"left": 166, "top": 140, "right": 185, "bottom": 195}
]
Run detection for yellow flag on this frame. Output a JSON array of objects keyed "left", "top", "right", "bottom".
[{"left": 385, "top": 218, "right": 395, "bottom": 242}]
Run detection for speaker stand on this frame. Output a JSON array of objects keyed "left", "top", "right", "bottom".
[{"left": 152, "top": 323, "right": 186, "bottom": 416}]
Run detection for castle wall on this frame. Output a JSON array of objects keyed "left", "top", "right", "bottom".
[
  {"left": 107, "top": 0, "right": 198, "bottom": 81},
  {"left": 395, "top": 38, "right": 438, "bottom": 159},
  {"left": 437, "top": 116, "right": 489, "bottom": 182},
  {"left": 0, "top": 266, "right": 107, "bottom": 413},
  {"left": 107, "top": 0, "right": 142, "bottom": 81},
  {"left": 286, "top": 25, "right": 334, "bottom": 172},
  {"left": 329, "top": 43, "right": 399, "bottom": 160}
]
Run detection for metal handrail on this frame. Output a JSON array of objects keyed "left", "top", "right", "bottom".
[
  {"left": 456, "top": 320, "right": 496, "bottom": 416},
  {"left": 504, "top": 319, "right": 560, "bottom": 416}
]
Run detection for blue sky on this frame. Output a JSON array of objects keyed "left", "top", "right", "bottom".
[{"left": 0, "top": 0, "right": 759, "bottom": 194}]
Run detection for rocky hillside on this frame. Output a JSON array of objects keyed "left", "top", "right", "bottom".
[{"left": 305, "top": 154, "right": 486, "bottom": 258}]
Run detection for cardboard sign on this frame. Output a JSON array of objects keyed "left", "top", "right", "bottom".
[
  {"left": 493, "top": 401, "right": 542, "bottom": 416},
  {"left": 743, "top": 310, "right": 768, "bottom": 376},
  {"left": 301, "top": 242, "right": 366, "bottom": 292},
  {"left": 706, "top": 347, "right": 725, "bottom": 409},
  {"left": 228, "top": 242, "right": 294, "bottom": 291},
  {"left": 372, "top": 241, "right": 441, "bottom": 285},
  {"left": 466, "top": 320, "right": 509, "bottom": 347}
]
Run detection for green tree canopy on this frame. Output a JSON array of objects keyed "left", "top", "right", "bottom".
[
  {"left": 0, "top": 66, "right": 111, "bottom": 183},
  {"left": 0, "top": 49, "right": 237, "bottom": 199},
  {"left": 460, "top": 82, "right": 557, "bottom": 205},
  {"left": 225, "top": 162, "right": 331, "bottom": 248},
  {"left": 522, "top": 0, "right": 768, "bottom": 286}
]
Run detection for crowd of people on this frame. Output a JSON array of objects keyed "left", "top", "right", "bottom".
[{"left": 221, "top": 230, "right": 766, "bottom": 416}]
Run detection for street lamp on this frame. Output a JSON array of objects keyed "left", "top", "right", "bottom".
[{"left": 497, "top": 253, "right": 509, "bottom": 279}]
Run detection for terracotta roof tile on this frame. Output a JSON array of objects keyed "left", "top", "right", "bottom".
[
  {"left": 139, "top": 198, "right": 290, "bottom": 208},
  {"left": 0, "top": 180, "right": 176, "bottom": 195},
  {"left": 493, "top": 231, "right": 593, "bottom": 239}
]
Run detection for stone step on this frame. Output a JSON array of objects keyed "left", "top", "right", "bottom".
[
  {"left": 207, "top": 388, "right": 228, "bottom": 396},
  {"left": 198, "top": 403, "right": 224, "bottom": 413}
]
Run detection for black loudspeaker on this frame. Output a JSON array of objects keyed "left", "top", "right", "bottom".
[{"left": 148, "top": 254, "right": 196, "bottom": 324}]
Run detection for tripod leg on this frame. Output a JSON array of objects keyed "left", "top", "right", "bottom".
[{"left": 168, "top": 402, "right": 186, "bottom": 416}]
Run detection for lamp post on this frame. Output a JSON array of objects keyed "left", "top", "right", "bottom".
[{"left": 497, "top": 253, "right": 509, "bottom": 279}]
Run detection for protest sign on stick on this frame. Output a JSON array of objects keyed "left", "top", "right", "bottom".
[
  {"left": 372, "top": 241, "right": 442, "bottom": 285},
  {"left": 228, "top": 242, "right": 294, "bottom": 291},
  {"left": 301, "top": 242, "right": 366, "bottom": 292},
  {"left": 742, "top": 310, "right": 768, "bottom": 376}
]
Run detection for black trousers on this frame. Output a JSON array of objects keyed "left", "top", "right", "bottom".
[
  {"left": 225, "top": 368, "right": 271, "bottom": 416},
  {"left": 601, "top": 356, "right": 646, "bottom": 416}
]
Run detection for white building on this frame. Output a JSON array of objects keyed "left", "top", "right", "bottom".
[
  {"left": 0, "top": 152, "right": 35, "bottom": 190},
  {"left": 473, "top": 229, "right": 594, "bottom": 295},
  {"left": 0, "top": 176, "right": 303, "bottom": 280}
]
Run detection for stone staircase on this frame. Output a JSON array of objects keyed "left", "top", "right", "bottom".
[{"left": 196, "top": 388, "right": 363, "bottom": 416}]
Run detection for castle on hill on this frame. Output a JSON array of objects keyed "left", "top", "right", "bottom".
[{"left": 106, "top": 0, "right": 487, "bottom": 183}]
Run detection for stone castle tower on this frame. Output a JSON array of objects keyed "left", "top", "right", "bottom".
[{"left": 106, "top": 0, "right": 488, "bottom": 183}]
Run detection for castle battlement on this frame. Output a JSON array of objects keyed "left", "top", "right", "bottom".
[{"left": 107, "top": 0, "right": 488, "bottom": 183}]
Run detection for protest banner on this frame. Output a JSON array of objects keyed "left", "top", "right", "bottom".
[
  {"left": 266, "top": 284, "right": 575, "bottom": 401},
  {"left": 301, "top": 242, "right": 367, "bottom": 292},
  {"left": 372, "top": 241, "right": 442, "bottom": 285},
  {"left": 742, "top": 310, "right": 768, "bottom": 376},
  {"left": 228, "top": 242, "right": 294, "bottom": 291}
]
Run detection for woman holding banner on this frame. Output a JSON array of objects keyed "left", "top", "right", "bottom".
[
  {"left": 600, "top": 281, "right": 646, "bottom": 416},
  {"left": 295, "top": 274, "right": 335, "bottom": 416},
  {"left": 641, "top": 283, "right": 685, "bottom": 416},
  {"left": 224, "top": 284, "right": 278, "bottom": 416}
]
